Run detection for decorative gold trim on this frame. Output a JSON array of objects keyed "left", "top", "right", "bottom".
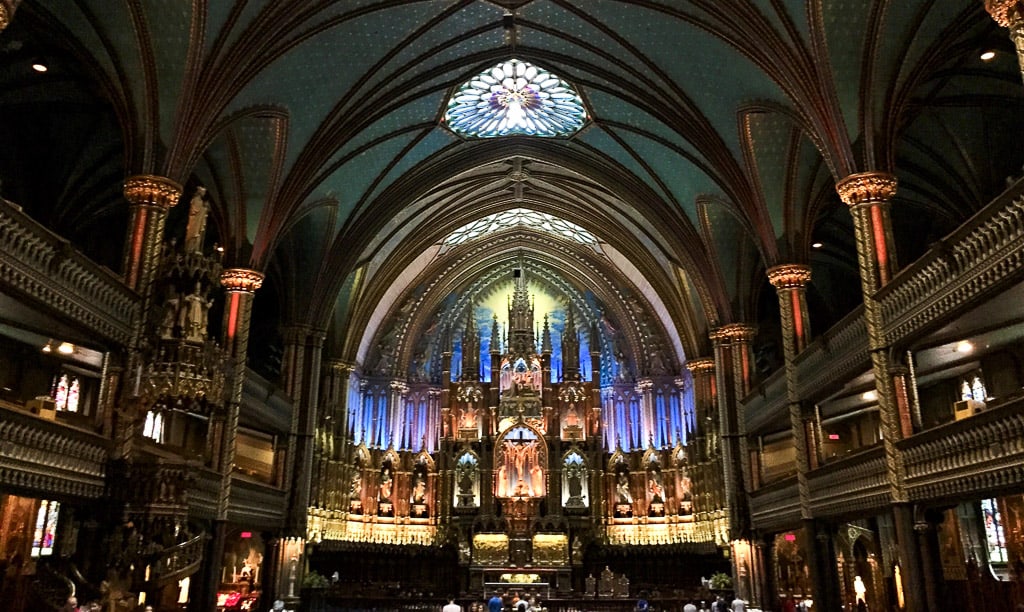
[
  {"left": 220, "top": 268, "right": 264, "bottom": 292},
  {"left": 835, "top": 172, "right": 897, "bottom": 206},
  {"left": 986, "top": 0, "right": 1024, "bottom": 27},
  {"left": 123, "top": 175, "right": 182, "bottom": 209},
  {"left": 767, "top": 264, "right": 812, "bottom": 289},
  {"left": 0, "top": 5, "right": 9, "bottom": 31},
  {"left": 685, "top": 358, "right": 715, "bottom": 374},
  {"left": 709, "top": 323, "right": 756, "bottom": 343}
]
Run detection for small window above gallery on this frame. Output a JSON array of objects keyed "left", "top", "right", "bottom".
[{"left": 444, "top": 59, "right": 587, "bottom": 138}]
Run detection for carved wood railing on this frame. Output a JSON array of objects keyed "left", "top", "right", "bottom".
[
  {"left": 0, "top": 198, "right": 138, "bottom": 344},
  {"left": 805, "top": 446, "right": 888, "bottom": 518},
  {"left": 0, "top": 401, "right": 108, "bottom": 497},
  {"left": 747, "top": 476, "right": 800, "bottom": 531},
  {"left": 878, "top": 183, "right": 1024, "bottom": 346},
  {"left": 744, "top": 369, "right": 788, "bottom": 434},
  {"left": 229, "top": 475, "right": 287, "bottom": 527},
  {"left": 150, "top": 531, "right": 206, "bottom": 587},
  {"left": 899, "top": 397, "right": 1024, "bottom": 502},
  {"left": 792, "top": 306, "right": 869, "bottom": 400}
]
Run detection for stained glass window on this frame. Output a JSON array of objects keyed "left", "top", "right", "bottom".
[
  {"left": 31, "top": 500, "right": 59, "bottom": 557},
  {"left": 443, "top": 208, "right": 597, "bottom": 250},
  {"left": 143, "top": 410, "right": 165, "bottom": 443},
  {"left": 445, "top": 59, "right": 586, "bottom": 138},
  {"left": 982, "top": 498, "right": 1008, "bottom": 563}
]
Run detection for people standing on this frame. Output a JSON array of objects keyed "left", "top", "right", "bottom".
[
  {"left": 683, "top": 601, "right": 698, "bottom": 612},
  {"left": 488, "top": 592, "right": 504, "bottom": 612},
  {"left": 731, "top": 596, "right": 746, "bottom": 611},
  {"left": 443, "top": 597, "right": 462, "bottom": 612}
]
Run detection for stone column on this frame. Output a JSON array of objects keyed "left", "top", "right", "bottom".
[
  {"left": 199, "top": 268, "right": 262, "bottom": 612},
  {"left": 836, "top": 172, "right": 925, "bottom": 610},
  {"left": 986, "top": 1, "right": 1024, "bottom": 82},
  {"left": 0, "top": 1, "right": 22, "bottom": 32}
]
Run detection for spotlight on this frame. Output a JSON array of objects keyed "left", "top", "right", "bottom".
[
  {"left": 41, "top": 342, "right": 53, "bottom": 353},
  {"left": 956, "top": 340, "right": 973, "bottom": 353},
  {"left": 57, "top": 342, "right": 75, "bottom": 354},
  {"left": 862, "top": 390, "right": 877, "bottom": 402},
  {"left": 980, "top": 50, "right": 996, "bottom": 61}
]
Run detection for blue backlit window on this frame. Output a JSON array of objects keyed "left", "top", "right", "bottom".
[{"left": 445, "top": 60, "right": 586, "bottom": 138}]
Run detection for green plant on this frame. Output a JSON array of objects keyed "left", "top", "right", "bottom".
[
  {"left": 709, "top": 571, "right": 732, "bottom": 590},
  {"left": 303, "top": 570, "right": 329, "bottom": 588}
]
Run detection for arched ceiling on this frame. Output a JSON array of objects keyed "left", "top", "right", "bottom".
[{"left": 2, "top": 0, "right": 1023, "bottom": 377}]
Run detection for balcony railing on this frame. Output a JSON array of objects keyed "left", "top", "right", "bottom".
[
  {"left": 899, "top": 396, "right": 1024, "bottom": 502},
  {"left": 806, "top": 446, "right": 888, "bottom": 518},
  {"left": 0, "top": 401, "right": 108, "bottom": 498},
  {"left": 747, "top": 476, "right": 800, "bottom": 531},
  {"left": 0, "top": 198, "right": 138, "bottom": 344}
]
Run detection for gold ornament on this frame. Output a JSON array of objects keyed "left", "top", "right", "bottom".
[
  {"left": 985, "top": 0, "right": 1024, "bottom": 27},
  {"left": 708, "top": 323, "right": 756, "bottom": 343},
  {"left": 220, "top": 268, "right": 264, "bottom": 293},
  {"left": 835, "top": 172, "right": 897, "bottom": 206},
  {"left": 767, "top": 264, "right": 812, "bottom": 289},
  {"left": 0, "top": 5, "right": 9, "bottom": 31},
  {"left": 685, "top": 358, "right": 715, "bottom": 374},
  {"left": 123, "top": 175, "right": 182, "bottom": 209}
]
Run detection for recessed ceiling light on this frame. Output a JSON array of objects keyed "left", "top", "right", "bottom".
[
  {"left": 862, "top": 390, "right": 877, "bottom": 401},
  {"left": 980, "top": 50, "right": 997, "bottom": 61},
  {"left": 956, "top": 340, "right": 973, "bottom": 353},
  {"left": 811, "top": 242, "right": 823, "bottom": 249},
  {"left": 57, "top": 342, "right": 75, "bottom": 354},
  {"left": 41, "top": 343, "right": 52, "bottom": 353},
  {"left": 31, "top": 62, "right": 48, "bottom": 73}
]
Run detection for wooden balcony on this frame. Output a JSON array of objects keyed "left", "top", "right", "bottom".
[
  {"left": 0, "top": 400, "right": 109, "bottom": 498},
  {"left": 805, "top": 445, "right": 888, "bottom": 518},
  {"left": 747, "top": 475, "right": 800, "bottom": 531}
]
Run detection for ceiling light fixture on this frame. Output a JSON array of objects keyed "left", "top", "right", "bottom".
[
  {"left": 980, "top": 50, "right": 996, "bottom": 61},
  {"left": 31, "top": 62, "right": 48, "bottom": 73},
  {"left": 956, "top": 340, "right": 973, "bottom": 353},
  {"left": 41, "top": 341, "right": 53, "bottom": 353},
  {"left": 862, "top": 390, "right": 877, "bottom": 401},
  {"left": 811, "top": 242, "right": 823, "bottom": 249},
  {"left": 57, "top": 342, "right": 75, "bottom": 354}
]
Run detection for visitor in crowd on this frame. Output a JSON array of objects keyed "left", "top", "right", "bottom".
[
  {"left": 443, "top": 596, "right": 462, "bottom": 612},
  {"left": 683, "top": 600, "right": 698, "bottom": 612},
  {"left": 487, "top": 591, "right": 504, "bottom": 612}
]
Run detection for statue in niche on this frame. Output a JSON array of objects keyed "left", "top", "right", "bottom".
[
  {"left": 184, "top": 186, "right": 209, "bottom": 253},
  {"left": 378, "top": 466, "right": 393, "bottom": 501},
  {"left": 616, "top": 471, "right": 632, "bottom": 504},
  {"left": 614, "top": 350, "right": 629, "bottom": 382},
  {"left": 649, "top": 344, "right": 668, "bottom": 375},
  {"left": 411, "top": 470, "right": 427, "bottom": 504},
  {"left": 179, "top": 282, "right": 212, "bottom": 343},
  {"left": 460, "top": 405, "right": 478, "bottom": 429},
  {"left": 159, "top": 287, "right": 181, "bottom": 339},
  {"left": 648, "top": 469, "right": 664, "bottom": 503}
]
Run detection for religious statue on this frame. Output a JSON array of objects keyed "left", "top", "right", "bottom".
[
  {"left": 184, "top": 186, "right": 209, "bottom": 253},
  {"left": 179, "top": 282, "right": 212, "bottom": 343},
  {"left": 616, "top": 471, "right": 632, "bottom": 504},
  {"left": 159, "top": 287, "right": 180, "bottom": 339},
  {"left": 461, "top": 405, "right": 478, "bottom": 429},
  {"left": 648, "top": 470, "right": 664, "bottom": 503},
  {"left": 411, "top": 471, "right": 427, "bottom": 504},
  {"left": 378, "top": 466, "right": 393, "bottom": 501}
]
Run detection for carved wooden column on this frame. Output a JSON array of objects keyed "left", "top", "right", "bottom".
[
  {"left": 986, "top": 1, "right": 1024, "bottom": 83},
  {"left": 317, "top": 360, "right": 356, "bottom": 512},
  {"left": 200, "top": 268, "right": 262, "bottom": 612},
  {"left": 836, "top": 172, "right": 925, "bottom": 611},
  {"left": 0, "top": 0, "right": 21, "bottom": 31},
  {"left": 685, "top": 358, "right": 716, "bottom": 465}
]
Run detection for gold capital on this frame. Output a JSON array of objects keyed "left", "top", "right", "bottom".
[
  {"left": 835, "top": 172, "right": 897, "bottom": 206},
  {"left": 685, "top": 358, "right": 715, "bottom": 374},
  {"left": 709, "top": 323, "right": 756, "bottom": 343},
  {"left": 123, "top": 175, "right": 182, "bottom": 209},
  {"left": 986, "top": 0, "right": 1024, "bottom": 27},
  {"left": 0, "top": 5, "right": 9, "bottom": 31},
  {"left": 220, "top": 268, "right": 264, "bottom": 293},
  {"left": 767, "top": 264, "right": 812, "bottom": 289}
]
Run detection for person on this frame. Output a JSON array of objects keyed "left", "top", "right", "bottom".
[
  {"left": 635, "top": 595, "right": 649, "bottom": 611},
  {"left": 731, "top": 596, "right": 746, "bottom": 611},
  {"left": 715, "top": 596, "right": 728, "bottom": 611},
  {"left": 856, "top": 598, "right": 867, "bottom": 612},
  {"left": 61, "top": 597, "right": 79, "bottom": 612},
  {"left": 443, "top": 597, "right": 462, "bottom": 612},
  {"left": 487, "top": 592, "right": 503, "bottom": 612},
  {"left": 683, "top": 601, "right": 698, "bottom": 612}
]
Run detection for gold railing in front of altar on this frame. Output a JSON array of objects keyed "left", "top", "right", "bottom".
[
  {"left": 604, "top": 514, "right": 726, "bottom": 547},
  {"left": 308, "top": 511, "right": 438, "bottom": 546}
]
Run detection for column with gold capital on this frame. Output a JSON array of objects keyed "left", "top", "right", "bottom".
[
  {"left": 986, "top": 0, "right": 1024, "bottom": 83},
  {"left": 708, "top": 324, "right": 756, "bottom": 540},
  {"left": 685, "top": 358, "right": 715, "bottom": 464},
  {"left": 836, "top": 172, "right": 926, "bottom": 611},
  {"left": 200, "top": 268, "right": 262, "bottom": 612}
]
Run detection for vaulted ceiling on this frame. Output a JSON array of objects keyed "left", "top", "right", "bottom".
[{"left": 1, "top": 0, "right": 1022, "bottom": 379}]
